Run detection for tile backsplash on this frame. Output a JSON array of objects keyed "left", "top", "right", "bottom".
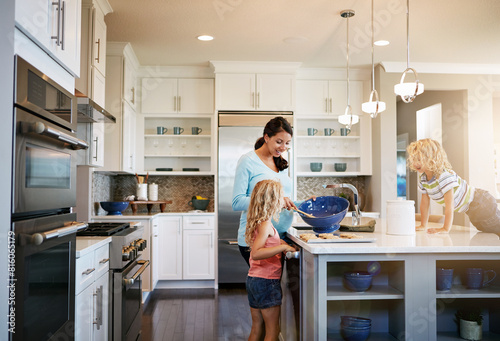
[{"left": 93, "top": 173, "right": 214, "bottom": 215}]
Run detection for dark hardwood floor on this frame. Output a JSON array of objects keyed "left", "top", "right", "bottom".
[{"left": 141, "top": 285, "right": 252, "bottom": 341}]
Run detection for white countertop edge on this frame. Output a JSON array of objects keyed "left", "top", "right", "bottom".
[
  {"left": 76, "top": 236, "right": 112, "bottom": 258},
  {"left": 92, "top": 212, "right": 215, "bottom": 220}
]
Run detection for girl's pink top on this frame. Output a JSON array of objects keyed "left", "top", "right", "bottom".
[{"left": 248, "top": 226, "right": 283, "bottom": 279}]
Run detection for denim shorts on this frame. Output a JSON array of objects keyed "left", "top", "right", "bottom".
[{"left": 246, "top": 276, "right": 282, "bottom": 309}]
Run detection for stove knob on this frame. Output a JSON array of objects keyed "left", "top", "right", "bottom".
[
  {"left": 136, "top": 239, "right": 147, "bottom": 251},
  {"left": 122, "top": 248, "right": 131, "bottom": 261}
]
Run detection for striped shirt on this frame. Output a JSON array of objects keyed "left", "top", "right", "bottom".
[{"left": 418, "top": 170, "right": 475, "bottom": 213}]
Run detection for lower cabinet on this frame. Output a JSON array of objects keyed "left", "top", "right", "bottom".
[
  {"left": 157, "top": 214, "right": 215, "bottom": 281},
  {"left": 75, "top": 243, "right": 110, "bottom": 341}
]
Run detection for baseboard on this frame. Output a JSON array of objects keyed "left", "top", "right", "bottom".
[{"left": 154, "top": 280, "right": 216, "bottom": 289}]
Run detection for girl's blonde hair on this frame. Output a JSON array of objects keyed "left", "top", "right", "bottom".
[
  {"left": 407, "top": 138, "right": 452, "bottom": 177},
  {"left": 245, "top": 179, "right": 284, "bottom": 247}
]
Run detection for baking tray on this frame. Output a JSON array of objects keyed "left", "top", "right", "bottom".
[{"left": 295, "top": 231, "right": 377, "bottom": 243}]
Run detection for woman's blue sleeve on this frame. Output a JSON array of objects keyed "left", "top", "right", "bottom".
[{"left": 232, "top": 156, "right": 252, "bottom": 211}]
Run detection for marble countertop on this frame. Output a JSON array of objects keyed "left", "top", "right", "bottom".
[
  {"left": 76, "top": 236, "right": 112, "bottom": 258},
  {"left": 287, "top": 219, "right": 500, "bottom": 254}
]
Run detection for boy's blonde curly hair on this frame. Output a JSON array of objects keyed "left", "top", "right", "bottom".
[
  {"left": 407, "top": 138, "right": 452, "bottom": 177},
  {"left": 245, "top": 179, "right": 284, "bottom": 247}
]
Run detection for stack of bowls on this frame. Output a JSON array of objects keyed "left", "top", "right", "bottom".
[
  {"left": 340, "top": 316, "right": 371, "bottom": 341},
  {"left": 343, "top": 271, "right": 373, "bottom": 292}
]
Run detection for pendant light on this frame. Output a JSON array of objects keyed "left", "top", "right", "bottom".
[
  {"left": 394, "top": 0, "right": 424, "bottom": 103},
  {"left": 338, "top": 10, "right": 359, "bottom": 129},
  {"left": 362, "top": 0, "right": 386, "bottom": 118}
]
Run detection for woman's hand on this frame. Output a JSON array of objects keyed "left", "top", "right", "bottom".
[{"left": 283, "top": 197, "right": 297, "bottom": 210}]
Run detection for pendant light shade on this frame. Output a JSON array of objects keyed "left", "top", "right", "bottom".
[
  {"left": 338, "top": 10, "right": 359, "bottom": 129},
  {"left": 394, "top": 0, "right": 424, "bottom": 103},
  {"left": 362, "top": 0, "right": 386, "bottom": 118}
]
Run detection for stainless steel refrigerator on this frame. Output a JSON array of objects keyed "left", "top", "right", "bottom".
[{"left": 217, "top": 112, "right": 293, "bottom": 284}]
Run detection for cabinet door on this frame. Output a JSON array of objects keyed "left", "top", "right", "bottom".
[
  {"left": 92, "top": 5, "right": 106, "bottom": 77},
  {"left": 15, "top": 0, "right": 52, "bottom": 56},
  {"left": 123, "top": 57, "right": 137, "bottom": 110},
  {"left": 141, "top": 78, "right": 177, "bottom": 114},
  {"left": 256, "top": 74, "right": 295, "bottom": 111},
  {"left": 91, "top": 67, "right": 106, "bottom": 109},
  {"left": 328, "top": 81, "right": 348, "bottom": 116},
  {"left": 93, "top": 273, "right": 109, "bottom": 341},
  {"left": 183, "top": 229, "right": 215, "bottom": 280},
  {"left": 177, "top": 79, "right": 214, "bottom": 114},
  {"left": 158, "top": 216, "right": 183, "bottom": 280},
  {"left": 51, "top": 0, "right": 81, "bottom": 76},
  {"left": 152, "top": 219, "right": 159, "bottom": 289},
  {"left": 122, "top": 102, "right": 136, "bottom": 173},
  {"left": 88, "top": 122, "right": 104, "bottom": 167},
  {"left": 75, "top": 284, "right": 93, "bottom": 341},
  {"left": 215, "top": 73, "right": 255, "bottom": 110},
  {"left": 296, "top": 80, "right": 329, "bottom": 115}
]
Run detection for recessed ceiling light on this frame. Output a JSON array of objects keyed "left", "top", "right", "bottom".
[
  {"left": 197, "top": 35, "right": 214, "bottom": 41},
  {"left": 374, "top": 40, "right": 389, "bottom": 46}
]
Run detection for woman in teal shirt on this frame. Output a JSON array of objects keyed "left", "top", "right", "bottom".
[{"left": 232, "top": 117, "right": 301, "bottom": 265}]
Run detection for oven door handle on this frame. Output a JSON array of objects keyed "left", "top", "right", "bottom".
[
  {"left": 31, "top": 222, "right": 88, "bottom": 245},
  {"left": 123, "top": 260, "right": 150, "bottom": 286},
  {"left": 32, "top": 121, "right": 89, "bottom": 150}
]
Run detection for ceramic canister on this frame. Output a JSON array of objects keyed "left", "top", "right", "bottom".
[
  {"left": 148, "top": 183, "right": 158, "bottom": 201},
  {"left": 386, "top": 200, "right": 415, "bottom": 235},
  {"left": 137, "top": 184, "right": 148, "bottom": 201}
]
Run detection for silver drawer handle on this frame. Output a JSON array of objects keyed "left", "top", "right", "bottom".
[
  {"left": 227, "top": 240, "right": 238, "bottom": 245},
  {"left": 82, "top": 268, "right": 95, "bottom": 276},
  {"left": 190, "top": 222, "right": 205, "bottom": 224},
  {"left": 99, "top": 258, "right": 110, "bottom": 264},
  {"left": 286, "top": 251, "right": 300, "bottom": 259},
  {"left": 31, "top": 222, "right": 87, "bottom": 245}
]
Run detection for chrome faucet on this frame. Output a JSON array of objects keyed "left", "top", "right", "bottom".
[{"left": 323, "top": 183, "right": 361, "bottom": 225}]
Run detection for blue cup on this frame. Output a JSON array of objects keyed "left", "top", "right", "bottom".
[
  {"left": 436, "top": 268, "right": 453, "bottom": 291},
  {"left": 307, "top": 128, "right": 318, "bottom": 136},
  {"left": 324, "top": 128, "right": 335, "bottom": 136},
  {"left": 156, "top": 126, "right": 167, "bottom": 135},
  {"left": 467, "top": 268, "right": 496, "bottom": 289},
  {"left": 173, "top": 127, "right": 184, "bottom": 135}
]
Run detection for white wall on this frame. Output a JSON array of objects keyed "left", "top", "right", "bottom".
[{"left": 0, "top": 0, "right": 15, "bottom": 338}]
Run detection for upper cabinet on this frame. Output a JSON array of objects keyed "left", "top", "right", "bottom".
[
  {"left": 15, "top": 0, "right": 82, "bottom": 77},
  {"left": 296, "top": 80, "right": 363, "bottom": 116},
  {"left": 210, "top": 61, "right": 301, "bottom": 111},
  {"left": 141, "top": 78, "right": 214, "bottom": 115},
  {"left": 76, "top": 0, "right": 112, "bottom": 108},
  {"left": 215, "top": 73, "right": 295, "bottom": 111}
]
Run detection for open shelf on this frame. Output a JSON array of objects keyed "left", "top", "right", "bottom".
[{"left": 327, "top": 284, "right": 404, "bottom": 300}]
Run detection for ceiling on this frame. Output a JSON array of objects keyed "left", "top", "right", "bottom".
[{"left": 105, "top": 0, "right": 500, "bottom": 69}]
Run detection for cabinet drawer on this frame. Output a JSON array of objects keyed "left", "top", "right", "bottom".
[
  {"left": 94, "top": 243, "right": 110, "bottom": 279},
  {"left": 75, "top": 251, "right": 95, "bottom": 295},
  {"left": 183, "top": 216, "right": 213, "bottom": 230}
]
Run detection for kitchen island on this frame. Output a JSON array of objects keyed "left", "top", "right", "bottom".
[{"left": 284, "top": 221, "right": 500, "bottom": 341}]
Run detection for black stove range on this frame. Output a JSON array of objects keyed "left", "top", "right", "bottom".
[{"left": 77, "top": 222, "right": 130, "bottom": 236}]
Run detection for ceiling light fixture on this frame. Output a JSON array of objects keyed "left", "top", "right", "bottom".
[
  {"left": 197, "top": 35, "right": 214, "bottom": 41},
  {"left": 394, "top": 0, "right": 424, "bottom": 103},
  {"left": 338, "top": 10, "right": 359, "bottom": 129},
  {"left": 362, "top": 0, "right": 386, "bottom": 118}
]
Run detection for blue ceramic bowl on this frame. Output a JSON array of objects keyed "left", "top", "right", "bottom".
[
  {"left": 100, "top": 201, "right": 129, "bottom": 215},
  {"left": 298, "top": 196, "right": 349, "bottom": 233},
  {"left": 340, "top": 316, "right": 372, "bottom": 328},
  {"left": 340, "top": 325, "right": 371, "bottom": 341},
  {"left": 344, "top": 271, "right": 373, "bottom": 292}
]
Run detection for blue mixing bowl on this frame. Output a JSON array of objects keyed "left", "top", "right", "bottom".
[
  {"left": 100, "top": 201, "right": 129, "bottom": 215},
  {"left": 343, "top": 271, "right": 373, "bottom": 292},
  {"left": 297, "top": 196, "right": 349, "bottom": 233}
]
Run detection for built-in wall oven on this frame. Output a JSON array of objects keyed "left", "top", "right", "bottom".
[{"left": 10, "top": 56, "right": 88, "bottom": 341}]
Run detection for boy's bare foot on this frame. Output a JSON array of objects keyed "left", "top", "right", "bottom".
[{"left": 416, "top": 225, "right": 425, "bottom": 231}]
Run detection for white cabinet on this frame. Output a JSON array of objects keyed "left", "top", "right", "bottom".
[
  {"left": 157, "top": 216, "right": 183, "bottom": 280},
  {"left": 215, "top": 73, "right": 295, "bottom": 111},
  {"left": 182, "top": 216, "right": 215, "bottom": 280},
  {"left": 75, "top": 243, "right": 110, "bottom": 341},
  {"left": 77, "top": 121, "right": 105, "bottom": 167},
  {"left": 296, "top": 80, "right": 363, "bottom": 116},
  {"left": 157, "top": 215, "right": 215, "bottom": 281},
  {"left": 15, "top": 0, "right": 82, "bottom": 76},
  {"left": 139, "top": 116, "right": 213, "bottom": 174},
  {"left": 151, "top": 219, "right": 159, "bottom": 289},
  {"left": 141, "top": 78, "right": 214, "bottom": 115},
  {"left": 123, "top": 58, "right": 138, "bottom": 110},
  {"left": 76, "top": 0, "right": 112, "bottom": 108},
  {"left": 103, "top": 42, "right": 139, "bottom": 173}
]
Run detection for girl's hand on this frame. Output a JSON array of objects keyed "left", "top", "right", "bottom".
[
  {"left": 283, "top": 244, "right": 296, "bottom": 253},
  {"left": 283, "top": 197, "right": 297, "bottom": 210},
  {"left": 427, "top": 227, "right": 450, "bottom": 234}
]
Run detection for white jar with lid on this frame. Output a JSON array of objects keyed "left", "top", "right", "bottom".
[
  {"left": 148, "top": 183, "right": 158, "bottom": 201},
  {"left": 136, "top": 184, "right": 148, "bottom": 201},
  {"left": 386, "top": 200, "right": 415, "bottom": 235}
]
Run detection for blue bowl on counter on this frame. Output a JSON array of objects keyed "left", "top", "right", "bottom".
[
  {"left": 100, "top": 201, "right": 129, "bottom": 215},
  {"left": 343, "top": 271, "right": 373, "bottom": 292},
  {"left": 297, "top": 196, "right": 349, "bottom": 233}
]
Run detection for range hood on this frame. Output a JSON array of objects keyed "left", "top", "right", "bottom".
[{"left": 77, "top": 97, "right": 116, "bottom": 124}]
